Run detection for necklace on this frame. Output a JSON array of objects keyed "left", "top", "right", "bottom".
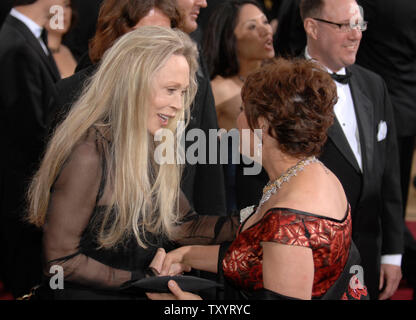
[{"left": 256, "top": 156, "right": 320, "bottom": 213}]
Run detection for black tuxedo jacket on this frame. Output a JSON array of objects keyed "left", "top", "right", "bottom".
[
  {"left": 319, "top": 64, "right": 404, "bottom": 299},
  {"left": 356, "top": 0, "right": 416, "bottom": 137},
  {"left": 180, "top": 46, "right": 227, "bottom": 216},
  {"left": 0, "top": 15, "right": 60, "bottom": 297}
]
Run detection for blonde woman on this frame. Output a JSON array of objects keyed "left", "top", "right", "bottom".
[{"left": 26, "top": 26, "right": 238, "bottom": 300}]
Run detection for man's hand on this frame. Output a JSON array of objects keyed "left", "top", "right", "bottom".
[
  {"left": 146, "top": 280, "right": 202, "bottom": 300},
  {"left": 378, "top": 264, "right": 402, "bottom": 300}
]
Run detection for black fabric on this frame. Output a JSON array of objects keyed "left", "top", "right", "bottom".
[
  {"left": 62, "top": 0, "right": 104, "bottom": 61},
  {"left": 242, "top": 288, "right": 301, "bottom": 300},
  {"left": 0, "top": 14, "right": 60, "bottom": 297},
  {"left": 180, "top": 44, "right": 227, "bottom": 216},
  {"left": 0, "top": 0, "right": 12, "bottom": 29},
  {"left": 273, "top": 0, "right": 306, "bottom": 58},
  {"left": 120, "top": 275, "right": 223, "bottom": 294},
  {"left": 331, "top": 70, "right": 352, "bottom": 84},
  {"left": 37, "top": 129, "right": 238, "bottom": 299}
]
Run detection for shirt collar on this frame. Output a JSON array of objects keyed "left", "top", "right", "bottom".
[
  {"left": 10, "top": 8, "right": 43, "bottom": 39},
  {"left": 304, "top": 46, "right": 346, "bottom": 75}
]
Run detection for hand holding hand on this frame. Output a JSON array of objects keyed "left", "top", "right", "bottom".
[{"left": 149, "top": 247, "right": 192, "bottom": 276}]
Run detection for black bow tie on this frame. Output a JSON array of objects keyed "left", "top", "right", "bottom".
[{"left": 331, "top": 70, "right": 352, "bottom": 84}]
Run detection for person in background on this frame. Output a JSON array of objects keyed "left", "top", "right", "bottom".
[
  {"left": 175, "top": 0, "right": 228, "bottom": 217},
  {"left": 148, "top": 58, "right": 368, "bottom": 300},
  {"left": 45, "top": 0, "right": 77, "bottom": 78},
  {"left": 202, "top": 0, "right": 274, "bottom": 215},
  {"left": 0, "top": 0, "right": 61, "bottom": 298},
  {"left": 355, "top": 0, "right": 416, "bottom": 297},
  {"left": 300, "top": 0, "right": 404, "bottom": 299}
]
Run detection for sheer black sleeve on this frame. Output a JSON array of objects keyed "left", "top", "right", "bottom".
[
  {"left": 170, "top": 192, "right": 240, "bottom": 245},
  {"left": 42, "top": 138, "right": 133, "bottom": 289}
]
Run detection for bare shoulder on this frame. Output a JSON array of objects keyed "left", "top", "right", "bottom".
[
  {"left": 275, "top": 163, "right": 348, "bottom": 220},
  {"left": 211, "top": 76, "right": 241, "bottom": 106}
]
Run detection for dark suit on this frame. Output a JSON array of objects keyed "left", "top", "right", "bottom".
[
  {"left": 0, "top": 0, "right": 12, "bottom": 28},
  {"left": 175, "top": 44, "right": 227, "bottom": 216},
  {"left": 319, "top": 64, "right": 404, "bottom": 299},
  {"left": 0, "top": 15, "right": 60, "bottom": 297},
  {"left": 356, "top": 0, "right": 416, "bottom": 295},
  {"left": 356, "top": 0, "right": 416, "bottom": 213}
]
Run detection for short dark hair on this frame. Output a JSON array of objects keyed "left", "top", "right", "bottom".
[
  {"left": 202, "top": 0, "right": 264, "bottom": 79},
  {"left": 241, "top": 57, "right": 337, "bottom": 158},
  {"left": 299, "top": 0, "right": 325, "bottom": 21},
  {"left": 13, "top": 0, "right": 37, "bottom": 6}
]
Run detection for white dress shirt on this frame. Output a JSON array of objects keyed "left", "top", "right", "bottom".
[
  {"left": 10, "top": 8, "right": 49, "bottom": 56},
  {"left": 305, "top": 47, "right": 402, "bottom": 267}
]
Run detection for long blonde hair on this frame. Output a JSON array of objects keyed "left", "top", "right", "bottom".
[{"left": 27, "top": 26, "right": 199, "bottom": 248}]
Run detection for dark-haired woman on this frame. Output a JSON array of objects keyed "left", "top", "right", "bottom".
[
  {"left": 148, "top": 58, "right": 369, "bottom": 300},
  {"left": 202, "top": 0, "right": 274, "bottom": 214}
]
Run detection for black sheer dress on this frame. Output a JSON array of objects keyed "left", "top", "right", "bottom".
[{"left": 39, "top": 128, "right": 238, "bottom": 299}]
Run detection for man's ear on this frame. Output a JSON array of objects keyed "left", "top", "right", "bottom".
[{"left": 304, "top": 18, "right": 319, "bottom": 40}]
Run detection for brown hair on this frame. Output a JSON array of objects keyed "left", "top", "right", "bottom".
[
  {"left": 89, "top": 0, "right": 178, "bottom": 63},
  {"left": 299, "top": 0, "right": 325, "bottom": 21},
  {"left": 241, "top": 57, "right": 337, "bottom": 158}
]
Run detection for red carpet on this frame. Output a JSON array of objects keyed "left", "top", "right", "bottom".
[{"left": 1, "top": 221, "right": 416, "bottom": 300}]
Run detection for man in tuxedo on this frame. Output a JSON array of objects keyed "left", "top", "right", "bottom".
[
  {"left": 176, "top": 0, "right": 227, "bottom": 217},
  {"left": 300, "top": 0, "right": 404, "bottom": 299},
  {"left": 0, "top": 0, "right": 60, "bottom": 297}
]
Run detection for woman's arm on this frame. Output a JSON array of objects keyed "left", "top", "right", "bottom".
[
  {"left": 42, "top": 140, "right": 135, "bottom": 288},
  {"left": 262, "top": 242, "right": 314, "bottom": 300},
  {"left": 154, "top": 245, "right": 220, "bottom": 275}
]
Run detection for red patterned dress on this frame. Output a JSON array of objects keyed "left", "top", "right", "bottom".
[{"left": 222, "top": 207, "right": 368, "bottom": 300}]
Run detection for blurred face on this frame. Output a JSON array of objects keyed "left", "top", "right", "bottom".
[
  {"left": 176, "top": 0, "right": 207, "bottom": 33},
  {"left": 133, "top": 7, "right": 171, "bottom": 29},
  {"left": 234, "top": 4, "right": 274, "bottom": 61},
  {"left": 147, "top": 55, "right": 190, "bottom": 136},
  {"left": 311, "top": 0, "right": 362, "bottom": 71}
]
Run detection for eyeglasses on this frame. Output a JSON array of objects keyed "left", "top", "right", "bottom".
[{"left": 312, "top": 17, "right": 368, "bottom": 32}]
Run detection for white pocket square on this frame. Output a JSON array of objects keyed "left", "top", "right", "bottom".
[{"left": 377, "top": 121, "right": 387, "bottom": 141}]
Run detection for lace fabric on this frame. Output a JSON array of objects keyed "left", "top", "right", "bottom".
[{"left": 42, "top": 128, "right": 239, "bottom": 292}]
